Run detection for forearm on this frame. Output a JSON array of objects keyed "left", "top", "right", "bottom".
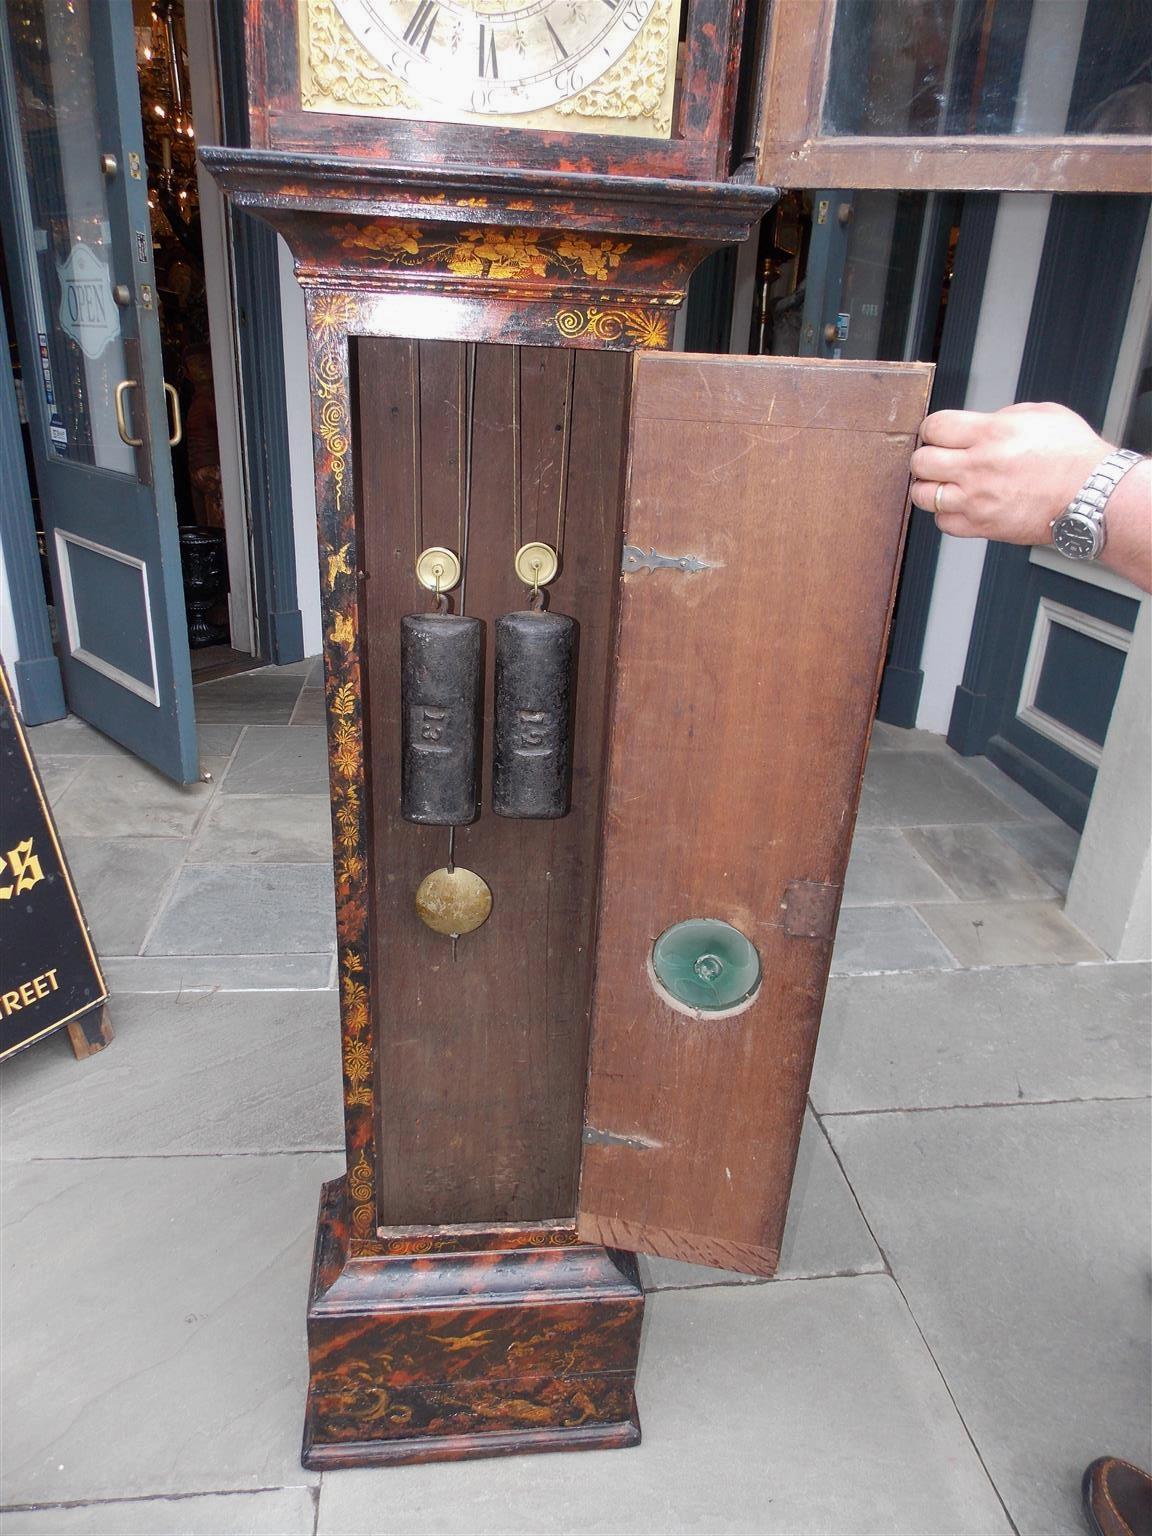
[{"left": 1097, "top": 460, "right": 1152, "bottom": 590}]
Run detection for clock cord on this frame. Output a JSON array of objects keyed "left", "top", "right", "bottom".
[
  {"left": 410, "top": 341, "right": 423, "bottom": 589},
  {"left": 555, "top": 347, "right": 574, "bottom": 565}
]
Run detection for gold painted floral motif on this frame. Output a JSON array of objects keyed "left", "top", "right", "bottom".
[
  {"left": 335, "top": 222, "right": 634, "bottom": 285},
  {"left": 449, "top": 228, "right": 550, "bottom": 280},
  {"left": 330, "top": 720, "right": 361, "bottom": 779},
  {"left": 554, "top": 306, "right": 672, "bottom": 348},
  {"left": 330, "top": 681, "right": 357, "bottom": 719},
  {"left": 343, "top": 1039, "right": 372, "bottom": 1092},
  {"left": 300, "top": 0, "right": 418, "bottom": 113},
  {"left": 350, "top": 1147, "right": 375, "bottom": 1236},
  {"left": 554, "top": 0, "right": 674, "bottom": 127},
  {"left": 555, "top": 236, "right": 632, "bottom": 281},
  {"left": 330, "top": 611, "right": 356, "bottom": 650},
  {"left": 315, "top": 348, "right": 350, "bottom": 515}
]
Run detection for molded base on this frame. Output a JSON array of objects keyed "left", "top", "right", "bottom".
[
  {"left": 303, "top": 1408, "right": 641, "bottom": 1470},
  {"left": 303, "top": 1177, "right": 645, "bottom": 1469}
]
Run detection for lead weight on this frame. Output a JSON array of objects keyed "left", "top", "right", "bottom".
[
  {"left": 493, "top": 609, "right": 576, "bottom": 819},
  {"left": 400, "top": 612, "right": 482, "bottom": 825}
]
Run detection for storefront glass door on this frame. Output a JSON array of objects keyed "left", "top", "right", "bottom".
[{"left": 0, "top": 0, "right": 198, "bottom": 783}]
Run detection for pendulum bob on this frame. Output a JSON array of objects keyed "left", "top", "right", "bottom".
[
  {"left": 493, "top": 610, "right": 576, "bottom": 819},
  {"left": 400, "top": 613, "right": 482, "bottom": 825}
]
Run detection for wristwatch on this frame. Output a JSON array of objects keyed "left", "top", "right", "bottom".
[{"left": 1050, "top": 448, "right": 1142, "bottom": 561}]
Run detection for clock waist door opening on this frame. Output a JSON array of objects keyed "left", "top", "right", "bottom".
[{"left": 353, "top": 337, "right": 631, "bottom": 1228}]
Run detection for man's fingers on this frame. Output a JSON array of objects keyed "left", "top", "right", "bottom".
[
  {"left": 909, "top": 479, "right": 943, "bottom": 514},
  {"left": 919, "top": 409, "right": 991, "bottom": 448},
  {"left": 910, "top": 478, "right": 973, "bottom": 522},
  {"left": 910, "top": 444, "right": 966, "bottom": 484}
]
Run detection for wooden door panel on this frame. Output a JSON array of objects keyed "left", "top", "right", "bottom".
[{"left": 577, "top": 352, "right": 933, "bottom": 1274}]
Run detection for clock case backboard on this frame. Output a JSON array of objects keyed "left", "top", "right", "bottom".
[{"left": 204, "top": 9, "right": 931, "bottom": 1466}]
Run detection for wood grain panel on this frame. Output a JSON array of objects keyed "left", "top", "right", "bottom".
[
  {"left": 577, "top": 351, "right": 933, "bottom": 1273},
  {"left": 357, "top": 339, "right": 630, "bottom": 1226}
]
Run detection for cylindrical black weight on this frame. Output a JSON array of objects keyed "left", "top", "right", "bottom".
[
  {"left": 400, "top": 612, "right": 482, "bottom": 825},
  {"left": 493, "top": 609, "right": 576, "bottom": 819}
]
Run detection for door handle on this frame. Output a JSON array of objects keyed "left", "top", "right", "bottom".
[
  {"left": 163, "top": 382, "right": 183, "bottom": 447},
  {"left": 114, "top": 379, "right": 143, "bottom": 447}
]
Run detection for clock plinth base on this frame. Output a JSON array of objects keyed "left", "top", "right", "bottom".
[{"left": 302, "top": 1177, "right": 645, "bottom": 1470}]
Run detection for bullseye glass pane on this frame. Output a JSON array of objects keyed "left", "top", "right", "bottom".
[{"left": 651, "top": 919, "right": 761, "bottom": 1013}]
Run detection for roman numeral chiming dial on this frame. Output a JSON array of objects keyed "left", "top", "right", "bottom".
[{"left": 327, "top": 0, "right": 674, "bottom": 128}]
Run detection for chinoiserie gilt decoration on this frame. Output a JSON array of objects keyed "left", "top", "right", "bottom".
[
  {"left": 299, "top": 0, "right": 680, "bottom": 136},
  {"left": 201, "top": 0, "right": 931, "bottom": 1474}
]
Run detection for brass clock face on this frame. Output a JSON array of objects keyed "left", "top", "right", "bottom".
[{"left": 299, "top": 0, "right": 681, "bottom": 137}]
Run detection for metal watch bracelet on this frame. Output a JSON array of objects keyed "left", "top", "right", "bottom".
[{"left": 1051, "top": 448, "right": 1143, "bottom": 561}]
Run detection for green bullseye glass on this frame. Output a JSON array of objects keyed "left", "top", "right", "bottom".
[{"left": 650, "top": 919, "right": 762, "bottom": 1013}]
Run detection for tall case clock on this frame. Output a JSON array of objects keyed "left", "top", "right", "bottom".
[{"left": 204, "top": 0, "right": 931, "bottom": 1469}]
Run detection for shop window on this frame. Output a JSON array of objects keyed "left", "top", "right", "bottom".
[{"left": 756, "top": 0, "right": 1150, "bottom": 192}]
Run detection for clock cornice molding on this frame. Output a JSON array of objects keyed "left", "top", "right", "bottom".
[
  {"left": 200, "top": 149, "right": 776, "bottom": 324},
  {"left": 199, "top": 148, "right": 776, "bottom": 242}
]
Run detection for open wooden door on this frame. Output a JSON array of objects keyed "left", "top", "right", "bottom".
[{"left": 577, "top": 351, "right": 933, "bottom": 1275}]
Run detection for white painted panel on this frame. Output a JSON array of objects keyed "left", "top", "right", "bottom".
[
  {"left": 915, "top": 193, "right": 1053, "bottom": 734},
  {"left": 1016, "top": 598, "right": 1133, "bottom": 769},
  {"left": 0, "top": 547, "right": 20, "bottom": 716},
  {"left": 184, "top": 0, "right": 256, "bottom": 655},
  {"left": 55, "top": 530, "right": 160, "bottom": 706},
  {"left": 278, "top": 237, "right": 323, "bottom": 657}
]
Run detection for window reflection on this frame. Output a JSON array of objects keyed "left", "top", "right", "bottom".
[{"left": 823, "top": 0, "right": 1151, "bottom": 138}]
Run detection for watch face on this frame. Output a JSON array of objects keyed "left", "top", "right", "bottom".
[
  {"left": 299, "top": 0, "right": 680, "bottom": 136},
  {"left": 1052, "top": 512, "right": 1102, "bottom": 560}
]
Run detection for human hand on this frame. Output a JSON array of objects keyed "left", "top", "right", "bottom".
[{"left": 909, "top": 402, "right": 1109, "bottom": 545}]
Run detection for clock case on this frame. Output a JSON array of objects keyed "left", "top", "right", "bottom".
[{"left": 203, "top": 1, "right": 931, "bottom": 1470}]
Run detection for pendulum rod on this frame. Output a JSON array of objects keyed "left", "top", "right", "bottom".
[{"left": 447, "top": 341, "right": 478, "bottom": 954}]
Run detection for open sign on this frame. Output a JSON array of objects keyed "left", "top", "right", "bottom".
[{"left": 57, "top": 244, "right": 119, "bottom": 361}]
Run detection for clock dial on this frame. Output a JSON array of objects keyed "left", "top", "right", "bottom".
[{"left": 300, "top": 0, "right": 680, "bottom": 136}]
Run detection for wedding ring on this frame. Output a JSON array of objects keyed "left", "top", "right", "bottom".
[{"left": 934, "top": 483, "right": 947, "bottom": 516}]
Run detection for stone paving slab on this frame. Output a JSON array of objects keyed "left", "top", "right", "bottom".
[
  {"left": 50, "top": 756, "right": 229, "bottom": 840},
  {"left": 830, "top": 904, "right": 958, "bottom": 975},
  {"left": 826, "top": 1100, "right": 1152, "bottom": 1536},
  {"left": 858, "top": 751, "right": 1024, "bottom": 828},
  {"left": 0, "top": 991, "right": 344, "bottom": 1159},
  {"left": 99, "top": 953, "right": 335, "bottom": 994},
  {"left": 195, "top": 724, "right": 245, "bottom": 757},
  {"left": 812, "top": 963, "right": 1151, "bottom": 1113},
  {"left": 918, "top": 898, "right": 1104, "bottom": 967},
  {"left": 189, "top": 794, "right": 333, "bottom": 864},
  {"left": 0, "top": 1153, "right": 340, "bottom": 1507},
  {"left": 314, "top": 1275, "right": 1011, "bottom": 1536},
  {"left": 220, "top": 727, "right": 329, "bottom": 796},
  {"left": 144, "top": 864, "right": 336, "bottom": 956},
  {"left": 0, "top": 1488, "right": 317, "bottom": 1535},
  {"left": 25, "top": 719, "right": 123, "bottom": 756},
  {"left": 30, "top": 755, "right": 85, "bottom": 805},
  {"left": 842, "top": 828, "right": 956, "bottom": 907},
  {"left": 193, "top": 674, "right": 303, "bottom": 725},
  {"left": 61, "top": 837, "right": 186, "bottom": 956},
  {"left": 289, "top": 689, "right": 325, "bottom": 726},
  {"left": 905, "top": 824, "right": 1059, "bottom": 901},
  {"left": 639, "top": 1112, "right": 882, "bottom": 1289},
  {"left": 952, "top": 753, "right": 1069, "bottom": 824},
  {"left": 995, "top": 821, "right": 1081, "bottom": 897}
]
